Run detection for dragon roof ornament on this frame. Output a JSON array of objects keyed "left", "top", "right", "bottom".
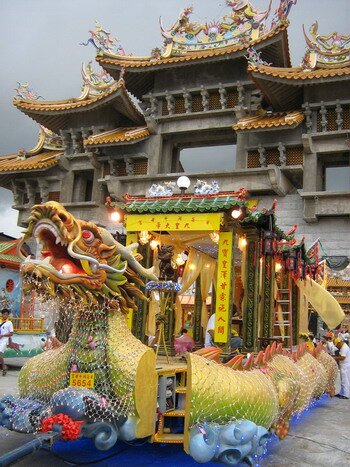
[
  {"left": 159, "top": 1, "right": 274, "bottom": 58},
  {"left": 81, "top": 21, "right": 132, "bottom": 57},
  {"left": 14, "top": 82, "right": 43, "bottom": 101},
  {"left": 301, "top": 21, "right": 350, "bottom": 71},
  {"left": 81, "top": 61, "right": 115, "bottom": 97}
]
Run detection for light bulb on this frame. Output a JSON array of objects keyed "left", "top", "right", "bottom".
[
  {"left": 231, "top": 209, "right": 242, "bottom": 219},
  {"left": 110, "top": 211, "right": 121, "bottom": 222}
]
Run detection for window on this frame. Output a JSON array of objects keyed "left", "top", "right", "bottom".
[
  {"left": 179, "top": 145, "right": 236, "bottom": 173},
  {"left": 323, "top": 153, "right": 350, "bottom": 192},
  {"left": 72, "top": 171, "right": 94, "bottom": 202}
]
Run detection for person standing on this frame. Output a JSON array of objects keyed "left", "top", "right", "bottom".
[
  {"left": 333, "top": 337, "right": 350, "bottom": 399},
  {"left": 205, "top": 313, "right": 216, "bottom": 347},
  {"left": 0, "top": 308, "right": 14, "bottom": 376}
]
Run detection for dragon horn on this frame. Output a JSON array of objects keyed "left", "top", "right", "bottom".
[
  {"left": 243, "top": 352, "right": 255, "bottom": 370},
  {"left": 263, "top": 345, "right": 271, "bottom": 364},
  {"left": 225, "top": 354, "right": 244, "bottom": 370},
  {"left": 255, "top": 350, "right": 265, "bottom": 367},
  {"left": 276, "top": 343, "right": 283, "bottom": 354},
  {"left": 271, "top": 341, "right": 277, "bottom": 355}
]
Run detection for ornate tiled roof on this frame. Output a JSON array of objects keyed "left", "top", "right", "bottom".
[
  {"left": 97, "top": 24, "right": 287, "bottom": 69},
  {"left": 0, "top": 126, "right": 62, "bottom": 173},
  {"left": 120, "top": 191, "right": 250, "bottom": 214},
  {"left": 0, "top": 152, "right": 61, "bottom": 173},
  {"left": 249, "top": 64, "right": 350, "bottom": 81},
  {"left": 0, "top": 240, "right": 22, "bottom": 265},
  {"left": 302, "top": 22, "right": 350, "bottom": 70},
  {"left": 14, "top": 80, "right": 125, "bottom": 112},
  {"left": 233, "top": 110, "right": 304, "bottom": 131},
  {"left": 84, "top": 127, "right": 150, "bottom": 146}
]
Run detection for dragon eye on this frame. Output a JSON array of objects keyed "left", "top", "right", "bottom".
[{"left": 82, "top": 230, "right": 95, "bottom": 243}]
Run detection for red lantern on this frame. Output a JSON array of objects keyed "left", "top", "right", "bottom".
[{"left": 262, "top": 230, "right": 275, "bottom": 256}]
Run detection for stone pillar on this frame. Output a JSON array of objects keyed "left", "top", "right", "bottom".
[
  {"left": 259, "top": 255, "right": 275, "bottom": 345},
  {"left": 147, "top": 134, "right": 163, "bottom": 175},
  {"left": 242, "top": 233, "right": 260, "bottom": 352},
  {"left": 25, "top": 180, "right": 36, "bottom": 206},
  {"left": 303, "top": 152, "right": 319, "bottom": 192},
  {"left": 60, "top": 130, "right": 73, "bottom": 154},
  {"left": 59, "top": 171, "right": 75, "bottom": 203},
  {"left": 235, "top": 133, "right": 248, "bottom": 169},
  {"left": 71, "top": 131, "right": 83, "bottom": 154}
]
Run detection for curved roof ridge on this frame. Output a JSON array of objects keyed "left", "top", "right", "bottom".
[{"left": 97, "top": 23, "right": 288, "bottom": 69}]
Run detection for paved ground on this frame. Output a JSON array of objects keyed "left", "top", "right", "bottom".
[{"left": 0, "top": 364, "right": 349, "bottom": 466}]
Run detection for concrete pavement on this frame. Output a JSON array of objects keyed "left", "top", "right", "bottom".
[{"left": 0, "top": 365, "right": 349, "bottom": 466}]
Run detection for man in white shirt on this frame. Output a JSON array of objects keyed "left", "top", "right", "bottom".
[
  {"left": 204, "top": 313, "right": 216, "bottom": 347},
  {"left": 334, "top": 337, "right": 350, "bottom": 399},
  {"left": 0, "top": 308, "right": 14, "bottom": 376}
]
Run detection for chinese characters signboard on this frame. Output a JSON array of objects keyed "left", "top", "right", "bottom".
[
  {"left": 125, "top": 213, "right": 223, "bottom": 232},
  {"left": 215, "top": 231, "right": 233, "bottom": 343},
  {"left": 70, "top": 372, "right": 95, "bottom": 389}
]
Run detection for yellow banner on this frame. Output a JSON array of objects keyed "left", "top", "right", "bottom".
[
  {"left": 70, "top": 372, "right": 95, "bottom": 389},
  {"left": 215, "top": 231, "right": 233, "bottom": 343},
  {"left": 125, "top": 213, "right": 223, "bottom": 232}
]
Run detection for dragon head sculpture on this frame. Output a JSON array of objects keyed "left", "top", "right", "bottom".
[{"left": 20, "top": 201, "right": 153, "bottom": 313}]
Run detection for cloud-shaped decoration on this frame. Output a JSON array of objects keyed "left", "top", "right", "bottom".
[
  {"left": 50, "top": 387, "right": 99, "bottom": 420},
  {"left": 0, "top": 395, "right": 47, "bottom": 433},
  {"left": 189, "top": 419, "right": 270, "bottom": 465},
  {"left": 82, "top": 421, "right": 119, "bottom": 451}
]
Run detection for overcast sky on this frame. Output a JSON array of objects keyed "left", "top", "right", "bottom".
[{"left": 0, "top": 0, "right": 349, "bottom": 237}]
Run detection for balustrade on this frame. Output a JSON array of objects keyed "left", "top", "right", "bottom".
[
  {"left": 303, "top": 100, "right": 350, "bottom": 133},
  {"left": 143, "top": 83, "right": 244, "bottom": 117}
]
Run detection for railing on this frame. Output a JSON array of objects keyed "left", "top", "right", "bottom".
[
  {"left": 11, "top": 318, "right": 45, "bottom": 334},
  {"left": 303, "top": 100, "right": 350, "bottom": 133},
  {"left": 143, "top": 82, "right": 247, "bottom": 118}
]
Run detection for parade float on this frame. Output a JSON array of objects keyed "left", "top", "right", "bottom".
[{"left": 0, "top": 197, "right": 343, "bottom": 466}]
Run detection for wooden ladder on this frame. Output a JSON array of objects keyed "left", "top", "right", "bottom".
[
  {"left": 273, "top": 284, "right": 293, "bottom": 350},
  {"left": 153, "top": 369, "right": 187, "bottom": 444}
]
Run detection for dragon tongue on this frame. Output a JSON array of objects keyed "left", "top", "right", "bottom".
[{"left": 50, "top": 257, "right": 84, "bottom": 275}]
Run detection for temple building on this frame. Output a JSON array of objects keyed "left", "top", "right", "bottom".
[{"left": 0, "top": 2, "right": 349, "bottom": 315}]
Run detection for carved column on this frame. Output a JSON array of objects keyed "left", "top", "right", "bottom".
[
  {"left": 304, "top": 103, "right": 313, "bottom": 133},
  {"left": 258, "top": 144, "right": 267, "bottom": 167},
  {"left": 71, "top": 131, "right": 83, "bottom": 154},
  {"left": 260, "top": 255, "right": 275, "bottom": 345},
  {"left": 236, "top": 81, "right": 245, "bottom": 106},
  {"left": 148, "top": 92, "right": 158, "bottom": 117},
  {"left": 60, "top": 130, "right": 73, "bottom": 155},
  {"left": 278, "top": 142, "right": 287, "bottom": 167},
  {"left": 183, "top": 88, "right": 192, "bottom": 114},
  {"left": 243, "top": 233, "right": 260, "bottom": 352},
  {"left": 38, "top": 179, "right": 49, "bottom": 202},
  {"left": 319, "top": 101, "right": 328, "bottom": 132},
  {"left": 10, "top": 180, "right": 23, "bottom": 206},
  {"left": 25, "top": 180, "right": 36, "bottom": 206},
  {"left": 165, "top": 91, "right": 175, "bottom": 115},
  {"left": 124, "top": 158, "right": 134, "bottom": 176},
  {"left": 218, "top": 83, "right": 227, "bottom": 109},
  {"left": 200, "top": 86, "right": 209, "bottom": 112},
  {"left": 335, "top": 100, "right": 343, "bottom": 130}
]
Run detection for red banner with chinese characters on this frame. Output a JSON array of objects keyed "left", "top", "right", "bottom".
[{"left": 214, "top": 231, "right": 233, "bottom": 343}]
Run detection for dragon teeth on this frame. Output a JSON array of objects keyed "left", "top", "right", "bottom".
[{"left": 42, "top": 256, "right": 51, "bottom": 265}]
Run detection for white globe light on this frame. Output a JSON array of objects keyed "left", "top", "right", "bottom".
[
  {"left": 111, "top": 211, "right": 121, "bottom": 222},
  {"left": 176, "top": 176, "right": 191, "bottom": 190},
  {"left": 231, "top": 209, "right": 242, "bottom": 219}
]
